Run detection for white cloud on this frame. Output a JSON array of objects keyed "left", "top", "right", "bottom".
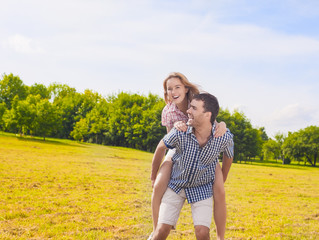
[
  {"left": 270, "top": 104, "right": 313, "bottom": 123},
  {"left": 265, "top": 103, "right": 318, "bottom": 137},
  {"left": 1, "top": 34, "right": 45, "bottom": 54},
  {"left": 150, "top": 23, "right": 319, "bottom": 60}
]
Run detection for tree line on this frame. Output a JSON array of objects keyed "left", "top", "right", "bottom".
[{"left": 0, "top": 73, "right": 317, "bottom": 166}]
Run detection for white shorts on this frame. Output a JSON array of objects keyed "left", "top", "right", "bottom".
[
  {"left": 164, "top": 148, "right": 176, "bottom": 160},
  {"left": 158, "top": 188, "right": 213, "bottom": 229}
]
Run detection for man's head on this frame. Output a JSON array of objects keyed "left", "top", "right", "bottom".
[{"left": 186, "top": 93, "right": 219, "bottom": 127}]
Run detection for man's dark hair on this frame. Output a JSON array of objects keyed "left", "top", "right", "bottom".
[{"left": 193, "top": 93, "right": 219, "bottom": 125}]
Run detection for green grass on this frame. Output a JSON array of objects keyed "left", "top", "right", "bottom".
[{"left": 0, "top": 132, "right": 318, "bottom": 239}]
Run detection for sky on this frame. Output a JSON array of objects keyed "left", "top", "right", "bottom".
[{"left": 1, "top": 0, "right": 319, "bottom": 138}]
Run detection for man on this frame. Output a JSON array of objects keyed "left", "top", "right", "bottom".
[{"left": 150, "top": 93, "right": 234, "bottom": 240}]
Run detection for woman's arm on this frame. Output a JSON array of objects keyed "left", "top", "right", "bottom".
[
  {"left": 173, "top": 121, "right": 188, "bottom": 132},
  {"left": 173, "top": 120, "right": 227, "bottom": 138}
]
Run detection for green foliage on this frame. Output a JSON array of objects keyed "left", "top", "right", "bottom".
[
  {"left": 0, "top": 73, "right": 28, "bottom": 109},
  {"left": 35, "top": 98, "right": 59, "bottom": 140},
  {"left": 1, "top": 94, "right": 58, "bottom": 139},
  {"left": 0, "top": 102, "right": 6, "bottom": 129},
  {"left": 48, "top": 82, "right": 77, "bottom": 100},
  {"left": 70, "top": 118, "right": 89, "bottom": 142},
  {"left": 258, "top": 127, "right": 268, "bottom": 141},
  {"left": 283, "top": 126, "right": 319, "bottom": 166},
  {"left": 2, "top": 72, "right": 318, "bottom": 160},
  {"left": 0, "top": 74, "right": 167, "bottom": 151},
  {"left": 86, "top": 98, "right": 109, "bottom": 144},
  {"left": 76, "top": 89, "right": 101, "bottom": 120},
  {"left": 3, "top": 95, "right": 38, "bottom": 134},
  {"left": 217, "top": 109, "right": 265, "bottom": 162},
  {"left": 263, "top": 139, "right": 281, "bottom": 160},
  {"left": 29, "top": 83, "right": 51, "bottom": 99},
  {"left": 104, "top": 92, "right": 166, "bottom": 151},
  {"left": 51, "top": 89, "right": 83, "bottom": 139}
]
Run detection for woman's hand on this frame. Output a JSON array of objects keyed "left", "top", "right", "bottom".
[
  {"left": 174, "top": 121, "right": 188, "bottom": 132},
  {"left": 214, "top": 121, "right": 227, "bottom": 137}
]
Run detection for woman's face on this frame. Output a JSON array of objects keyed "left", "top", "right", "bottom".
[{"left": 166, "top": 77, "right": 189, "bottom": 105}]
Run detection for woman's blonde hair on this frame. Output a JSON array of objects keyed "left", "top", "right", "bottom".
[{"left": 163, "top": 72, "right": 200, "bottom": 104}]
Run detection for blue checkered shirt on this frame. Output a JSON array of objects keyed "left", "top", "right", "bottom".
[{"left": 163, "top": 124, "right": 234, "bottom": 204}]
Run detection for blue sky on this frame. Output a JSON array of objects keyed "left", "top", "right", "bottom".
[{"left": 1, "top": 0, "right": 318, "bottom": 138}]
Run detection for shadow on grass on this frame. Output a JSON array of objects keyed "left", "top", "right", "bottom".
[
  {"left": 234, "top": 160, "right": 318, "bottom": 170},
  {"left": 16, "top": 136, "right": 88, "bottom": 148}
]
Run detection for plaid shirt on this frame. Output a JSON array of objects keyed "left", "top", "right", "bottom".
[
  {"left": 163, "top": 124, "right": 234, "bottom": 203},
  {"left": 161, "top": 102, "right": 189, "bottom": 129}
]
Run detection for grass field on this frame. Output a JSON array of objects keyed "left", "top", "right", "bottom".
[{"left": 0, "top": 132, "right": 318, "bottom": 239}]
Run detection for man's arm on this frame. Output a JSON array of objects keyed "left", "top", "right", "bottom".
[
  {"left": 221, "top": 153, "right": 233, "bottom": 182},
  {"left": 150, "top": 140, "right": 168, "bottom": 187}
]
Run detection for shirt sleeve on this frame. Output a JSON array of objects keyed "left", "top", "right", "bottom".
[
  {"left": 221, "top": 131, "right": 234, "bottom": 158},
  {"left": 161, "top": 107, "right": 168, "bottom": 126},
  {"left": 163, "top": 128, "right": 179, "bottom": 149},
  {"left": 161, "top": 105, "right": 173, "bottom": 127},
  {"left": 161, "top": 106, "right": 175, "bottom": 129}
]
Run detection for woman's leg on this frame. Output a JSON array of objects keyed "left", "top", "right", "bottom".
[
  {"left": 213, "top": 163, "right": 226, "bottom": 240},
  {"left": 151, "top": 157, "right": 173, "bottom": 231}
]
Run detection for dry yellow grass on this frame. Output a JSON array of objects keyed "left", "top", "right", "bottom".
[{"left": 0, "top": 132, "right": 318, "bottom": 239}]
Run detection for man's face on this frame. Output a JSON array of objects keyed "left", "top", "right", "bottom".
[{"left": 186, "top": 99, "right": 206, "bottom": 127}]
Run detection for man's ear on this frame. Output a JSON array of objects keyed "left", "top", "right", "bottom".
[{"left": 204, "top": 111, "right": 211, "bottom": 120}]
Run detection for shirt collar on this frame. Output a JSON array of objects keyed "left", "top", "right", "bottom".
[
  {"left": 168, "top": 101, "right": 191, "bottom": 112},
  {"left": 186, "top": 123, "right": 217, "bottom": 135}
]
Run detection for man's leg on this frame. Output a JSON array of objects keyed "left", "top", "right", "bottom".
[
  {"left": 152, "top": 223, "right": 172, "bottom": 240},
  {"left": 213, "top": 163, "right": 226, "bottom": 240},
  {"left": 153, "top": 188, "right": 185, "bottom": 239},
  {"left": 194, "top": 225, "right": 210, "bottom": 240},
  {"left": 191, "top": 196, "right": 213, "bottom": 240}
]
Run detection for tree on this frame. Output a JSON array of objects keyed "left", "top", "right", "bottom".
[
  {"left": 70, "top": 118, "right": 89, "bottom": 142},
  {"left": 258, "top": 127, "right": 268, "bottom": 160},
  {"left": 245, "top": 128, "right": 263, "bottom": 162},
  {"left": 282, "top": 126, "right": 319, "bottom": 166},
  {"left": 29, "top": 83, "right": 51, "bottom": 99},
  {"left": 49, "top": 84, "right": 82, "bottom": 139},
  {"left": 48, "top": 83, "right": 77, "bottom": 101},
  {"left": 4, "top": 95, "right": 38, "bottom": 135},
  {"left": 282, "top": 131, "right": 303, "bottom": 164},
  {"left": 76, "top": 89, "right": 101, "bottom": 120},
  {"left": 139, "top": 96, "right": 166, "bottom": 151},
  {"left": 274, "top": 132, "right": 286, "bottom": 164},
  {"left": 263, "top": 139, "right": 281, "bottom": 161},
  {"left": 0, "top": 73, "right": 28, "bottom": 109},
  {"left": 299, "top": 126, "right": 319, "bottom": 166},
  {"left": 35, "top": 98, "right": 58, "bottom": 140},
  {"left": 0, "top": 102, "right": 6, "bottom": 130},
  {"left": 85, "top": 98, "right": 109, "bottom": 144},
  {"left": 104, "top": 92, "right": 165, "bottom": 151},
  {"left": 217, "top": 109, "right": 263, "bottom": 163}
]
